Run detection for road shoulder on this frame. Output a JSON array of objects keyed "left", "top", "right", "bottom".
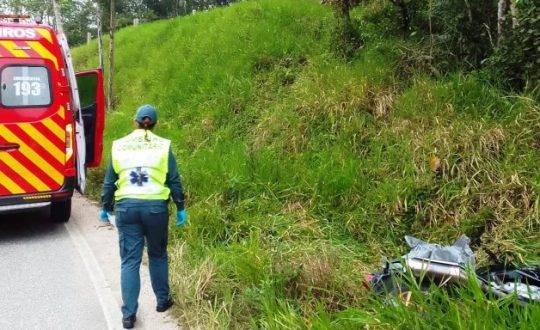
[{"left": 70, "top": 193, "right": 179, "bottom": 330}]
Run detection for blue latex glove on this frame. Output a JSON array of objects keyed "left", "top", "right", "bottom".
[
  {"left": 176, "top": 209, "right": 187, "bottom": 227},
  {"left": 99, "top": 209, "right": 109, "bottom": 222}
]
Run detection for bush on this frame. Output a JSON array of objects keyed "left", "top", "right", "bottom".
[
  {"left": 324, "top": 0, "right": 365, "bottom": 58},
  {"left": 485, "top": 0, "right": 540, "bottom": 93},
  {"left": 332, "top": 15, "right": 364, "bottom": 59},
  {"left": 363, "top": 0, "right": 537, "bottom": 92}
]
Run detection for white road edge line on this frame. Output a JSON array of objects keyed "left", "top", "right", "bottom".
[{"left": 65, "top": 220, "right": 122, "bottom": 330}]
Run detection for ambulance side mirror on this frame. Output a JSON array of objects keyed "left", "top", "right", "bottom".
[{"left": 75, "top": 69, "right": 105, "bottom": 168}]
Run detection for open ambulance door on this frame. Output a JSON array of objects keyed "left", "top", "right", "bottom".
[{"left": 76, "top": 69, "right": 105, "bottom": 169}]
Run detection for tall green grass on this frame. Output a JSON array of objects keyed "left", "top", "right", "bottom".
[{"left": 74, "top": 0, "right": 539, "bottom": 327}]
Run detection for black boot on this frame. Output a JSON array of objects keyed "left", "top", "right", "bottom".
[
  {"left": 156, "top": 298, "right": 174, "bottom": 312},
  {"left": 122, "top": 315, "right": 136, "bottom": 329}
]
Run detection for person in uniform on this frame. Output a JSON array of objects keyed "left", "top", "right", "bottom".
[{"left": 100, "top": 104, "right": 186, "bottom": 329}]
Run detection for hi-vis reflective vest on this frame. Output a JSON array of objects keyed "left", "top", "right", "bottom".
[{"left": 112, "top": 129, "right": 170, "bottom": 201}]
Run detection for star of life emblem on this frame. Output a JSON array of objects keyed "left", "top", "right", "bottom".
[{"left": 129, "top": 167, "right": 149, "bottom": 186}]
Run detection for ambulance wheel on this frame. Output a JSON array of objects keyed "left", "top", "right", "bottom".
[{"left": 51, "top": 199, "right": 72, "bottom": 223}]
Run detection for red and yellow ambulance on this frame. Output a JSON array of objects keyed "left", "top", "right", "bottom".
[{"left": 0, "top": 16, "right": 104, "bottom": 222}]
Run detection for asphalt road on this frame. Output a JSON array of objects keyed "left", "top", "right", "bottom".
[
  {"left": 0, "top": 209, "right": 108, "bottom": 330},
  {"left": 0, "top": 195, "right": 179, "bottom": 330}
]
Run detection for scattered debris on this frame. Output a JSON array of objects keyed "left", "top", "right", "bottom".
[
  {"left": 428, "top": 155, "right": 441, "bottom": 173},
  {"left": 365, "top": 235, "right": 540, "bottom": 305},
  {"left": 477, "top": 265, "right": 540, "bottom": 304}
]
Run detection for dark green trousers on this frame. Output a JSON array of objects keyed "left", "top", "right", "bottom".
[{"left": 115, "top": 199, "right": 169, "bottom": 318}]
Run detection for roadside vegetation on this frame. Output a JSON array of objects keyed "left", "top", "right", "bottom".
[{"left": 74, "top": 0, "right": 539, "bottom": 328}]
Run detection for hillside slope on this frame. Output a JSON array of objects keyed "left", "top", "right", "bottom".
[{"left": 74, "top": 0, "right": 539, "bottom": 328}]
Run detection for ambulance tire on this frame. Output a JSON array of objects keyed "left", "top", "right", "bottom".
[{"left": 51, "top": 198, "right": 72, "bottom": 223}]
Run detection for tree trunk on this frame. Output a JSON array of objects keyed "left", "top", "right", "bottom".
[
  {"left": 96, "top": 3, "right": 104, "bottom": 72},
  {"left": 107, "top": 0, "right": 115, "bottom": 111},
  {"left": 464, "top": 0, "right": 473, "bottom": 24},
  {"left": 497, "top": 0, "right": 509, "bottom": 45},
  {"left": 509, "top": 1, "right": 518, "bottom": 28},
  {"left": 340, "top": 0, "right": 352, "bottom": 19},
  {"left": 390, "top": 0, "right": 410, "bottom": 34}
]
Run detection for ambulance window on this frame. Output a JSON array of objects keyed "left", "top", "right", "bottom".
[
  {"left": 77, "top": 73, "right": 97, "bottom": 109},
  {"left": 1, "top": 66, "right": 52, "bottom": 107}
]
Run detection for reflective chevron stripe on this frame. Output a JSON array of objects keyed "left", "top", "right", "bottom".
[
  {"left": 26, "top": 41, "right": 59, "bottom": 70},
  {"left": 42, "top": 117, "right": 65, "bottom": 142},
  {"left": 0, "top": 40, "right": 29, "bottom": 58},
  {"left": 0, "top": 167, "right": 25, "bottom": 194},
  {"left": 0, "top": 29, "right": 69, "bottom": 196},
  {"left": 0, "top": 36, "right": 58, "bottom": 70},
  {"left": 18, "top": 123, "right": 65, "bottom": 164},
  {"left": 0, "top": 107, "right": 67, "bottom": 195},
  {"left": 0, "top": 152, "right": 49, "bottom": 191}
]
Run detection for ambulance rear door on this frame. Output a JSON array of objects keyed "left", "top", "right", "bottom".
[
  {"left": 0, "top": 57, "right": 67, "bottom": 197},
  {"left": 75, "top": 69, "right": 105, "bottom": 169}
]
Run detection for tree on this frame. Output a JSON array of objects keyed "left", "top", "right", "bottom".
[
  {"left": 96, "top": 2, "right": 104, "bottom": 70},
  {"left": 389, "top": 0, "right": 411, "bottom": 33},
  {"left": 61, "top": 0, "right": 96, "bottom": 45},
  {"left": 2, "top": 0, "right": 54, "bottom": 25},
  {"left": 497, "top": 0, "right": 519, "bottom": 45},
  {"left": 108, "top": 0, "right": 116, "bottom": 111},
  {"left": 2, "top": 0, "right": 97, "bottom": 45},
  {"left": 322, "top": 0, "right": 363, "bottom": 58},
  {"left": 325, "top": 0, "right": 362, "bottom": 18},
  {"left": 487, "top": 0, "right": 539, "bottom": 91}
]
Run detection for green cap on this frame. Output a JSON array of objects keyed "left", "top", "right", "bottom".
[{"left": 135, "top": 104, "right": 157, "bottom": 123}]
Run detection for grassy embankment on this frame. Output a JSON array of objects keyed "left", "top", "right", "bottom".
[{"left": 74, "top": 0, "right": 539, "bottom": 328}]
